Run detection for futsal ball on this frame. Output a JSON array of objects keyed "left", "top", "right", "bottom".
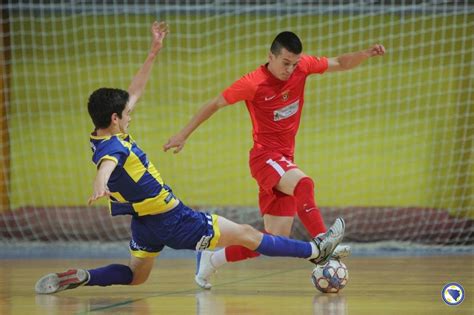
[{"left": 311, "top": 259, "right": 348, "bottom": 293}]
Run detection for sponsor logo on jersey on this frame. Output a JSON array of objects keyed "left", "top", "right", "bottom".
[{"left": 273, "top": 100, "right": 299, "bottom": 121}]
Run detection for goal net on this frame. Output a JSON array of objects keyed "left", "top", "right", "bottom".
[{"left": 0, "top": 1, "right": 472, "bottom": 251}]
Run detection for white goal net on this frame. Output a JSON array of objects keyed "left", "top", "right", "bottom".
[{"left": 0, "top": 1, "right": 472, "bottom": 249}]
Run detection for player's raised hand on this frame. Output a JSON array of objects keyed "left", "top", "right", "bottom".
[
  {"left": 150, "top": 21, "right": 169, "bottom": 54},
  {"left": 367, "top": 44, "right": 385, "bottom": 57},
  {"left": 163, "top": 133, "right": 186, "bottom": 154}
]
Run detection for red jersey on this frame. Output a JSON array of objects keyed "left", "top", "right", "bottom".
[{"left": 222, "top": 54, "right": 328, "bottom": 156}]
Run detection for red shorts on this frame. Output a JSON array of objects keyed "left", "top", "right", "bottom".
[{"left": 249, "top": 147, "right": 299, "bottom": 217}]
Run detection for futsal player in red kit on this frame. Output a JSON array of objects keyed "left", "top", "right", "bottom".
[{"left": 164, "top": 31, "right": 385, "bottom": 289}]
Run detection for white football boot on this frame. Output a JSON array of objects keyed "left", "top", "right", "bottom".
[
  {"left": 309, "top": 217, "right": 345, "bottom": 265},
  {"left": 332, "top": 244, "right": 351, "bottom": 260},
  {"left": 195, "top": 251, "right": 217, "bottom": 289}
]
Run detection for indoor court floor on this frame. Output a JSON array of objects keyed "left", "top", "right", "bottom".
[{"left": 0, "top": 256, "right": 472, "bottom": 315}]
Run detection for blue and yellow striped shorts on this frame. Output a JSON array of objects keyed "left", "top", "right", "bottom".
[{"left": 129, "top": 201, "right": 221, "bottom": 258}]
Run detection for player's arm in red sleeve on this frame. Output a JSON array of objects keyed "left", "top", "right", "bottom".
[
  {"left": 163, "top": 75, "right": 255, "bottom": 154},
  {"left": 326, "top": 44, "right": 385, "bottom": 72},
  {"left": 301, "top": 54, "right": 330, "bottom": 75}
]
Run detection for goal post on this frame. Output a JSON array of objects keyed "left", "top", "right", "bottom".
[
  {"left": 0, "top": 1, "right": 472, "bottom": 249},
  {"left": 0, "top": 7, "right": 11, "bottom": 216}
]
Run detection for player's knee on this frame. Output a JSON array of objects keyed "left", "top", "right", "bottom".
[
  {"left": 277, "top": 169, "right": 307, "bottom": 195},
  {"left": 130, "top": 272, "right": 149, "bottom": 285},
  {"left": 295, "top": 176, "right": 314, "bottom": 193},
  {"left": 128, "top": 259, "right": 153, "bottom": 285}
]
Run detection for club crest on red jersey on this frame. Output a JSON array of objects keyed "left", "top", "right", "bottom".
[{"left": 281, "top": 90, "right": 289, "bottom": 101}]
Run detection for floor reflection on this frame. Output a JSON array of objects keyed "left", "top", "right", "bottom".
[
  {"left": 35, "top": 294, "right": 151, "bottom": 314},
  {"left": 312, "top": 293, "right": 347, "bottom": 315},
  {"left": 195, "top": 290, "right": 348, "bottom": 315},
  {"left": 195, "top": 291, "right": 227, "bottom": 315}
]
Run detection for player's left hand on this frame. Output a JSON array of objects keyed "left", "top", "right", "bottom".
[
  {"left": 150, "top": 21, "right": 169, "bottom": 54},
  {"left": 367, "top": 44, "right": 385, "bottom": 57}
]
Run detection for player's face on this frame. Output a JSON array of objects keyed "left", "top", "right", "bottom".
[
  {"left": 268, "top": 48, "right": 301, "bottom": 81},
  {"left": 118, "top": 105, "right": 131, "bottom": 133}
]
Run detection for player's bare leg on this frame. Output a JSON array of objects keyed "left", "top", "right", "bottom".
[
  {"left": 263, "top": 214, "right": 294, "bottom": 236},
  {"left": 195, "top": 216, "right": 345, "bottom": 289},
  {"left": 195, "top": 216, "right": 290, "bottom": 289},
  {"left": 128, "top": 256, "right": 155, "bottom": 285}
]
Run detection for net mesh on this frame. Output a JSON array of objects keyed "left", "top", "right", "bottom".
[{"left": 0, "top": 1, "right": 472, "bottom": 247}]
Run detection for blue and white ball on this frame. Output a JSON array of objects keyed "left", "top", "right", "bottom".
[{"left": 311, "top": 259, "right": 348, "bottom": 293}]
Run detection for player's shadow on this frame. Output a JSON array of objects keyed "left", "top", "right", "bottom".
[{"left": 312, "top": 293, "right": 347, "bottom": 315}]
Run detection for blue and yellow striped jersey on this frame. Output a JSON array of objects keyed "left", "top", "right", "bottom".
[{"left": 89, "top": 133, "right": 178, "bottom": 216}]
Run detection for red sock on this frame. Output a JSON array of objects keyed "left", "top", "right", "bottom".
[
  {"left": 224, "top": 230, "right": 270, "bottom": 262},
  {"left": 294, "top": 177, "right": 326, "bottom": 237}
]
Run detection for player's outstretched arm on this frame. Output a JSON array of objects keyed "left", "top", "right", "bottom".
[
  {"left": 127, "top": 21, "right": 169, "bottom": 112},
  {"left": 88, "top": 159, "right": 117, "bottom": 205},
  {"left": 326, "top": 44, "right": 385, "bottom": 72},
  {"left": 163, "top": 94, "right": 229, "bottom": 153}
]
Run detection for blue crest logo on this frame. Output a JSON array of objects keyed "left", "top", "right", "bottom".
[{"left": 442, "top": 282, "right": 465, "bottom": 306}]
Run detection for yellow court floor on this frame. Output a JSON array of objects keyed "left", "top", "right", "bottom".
[{"left": 0, "top": 256, "right": 472, "bottom": 315}]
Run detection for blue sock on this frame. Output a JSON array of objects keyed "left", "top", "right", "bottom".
[
  {"left": 255, "top": 234, "right": 312, "bottom": 258},
  {"left": 86, "top": 264, "right": 133, "bottom": 286}
]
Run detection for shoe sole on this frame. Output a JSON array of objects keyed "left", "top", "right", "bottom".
[
  {"left": 35, "top": 269, "right": 87, "bottom": 294},
  {"left": 35, "top": 273, "right": 60, "bottom": 294}
]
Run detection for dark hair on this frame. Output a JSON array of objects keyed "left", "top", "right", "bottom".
[
  {"left": 270, "top": 31, "right": 303, "bottom": 55},
  {"left": 87, "top": 88, "right": 129, "bottom": 129}
]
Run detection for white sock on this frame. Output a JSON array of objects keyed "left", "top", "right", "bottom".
[
  {"left": 210, "top": 248, "right": 228, "bottom": 268},
  {"left": 309, "top": 242, "right": 320, "bottom": 260}
]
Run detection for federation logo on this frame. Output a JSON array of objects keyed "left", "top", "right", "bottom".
[{"left": 441, "top": 282, "right": 465, "bottom": 306}]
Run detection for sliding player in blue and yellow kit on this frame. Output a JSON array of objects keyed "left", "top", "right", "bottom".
[{"left": 34, "top": 21, "right": 345, "bottom": 294}]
